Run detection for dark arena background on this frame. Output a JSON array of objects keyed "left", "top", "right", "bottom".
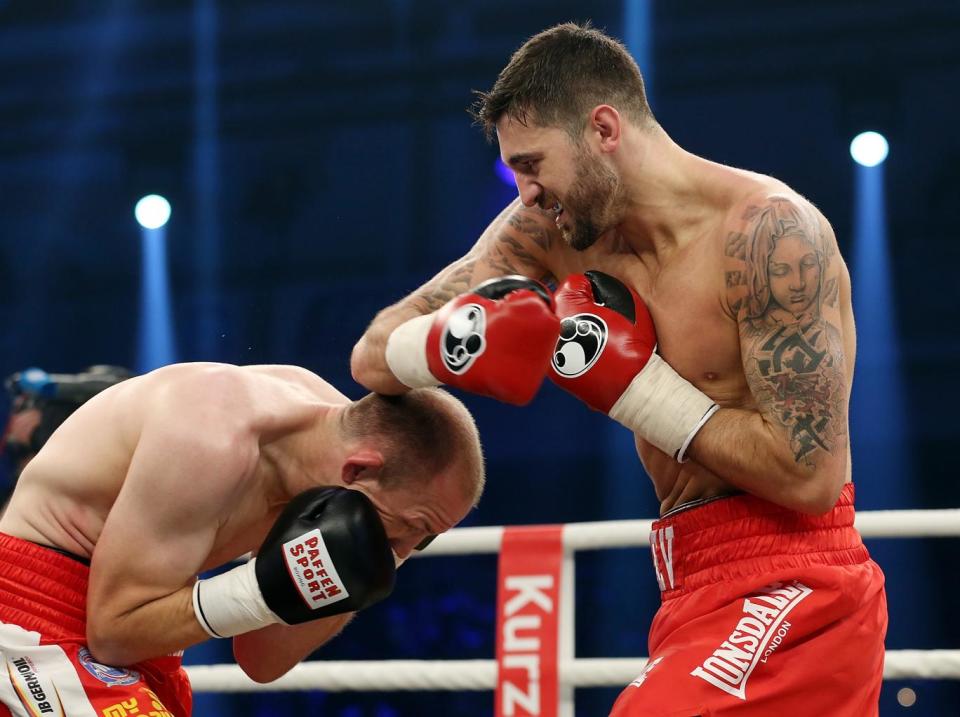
[{"left": 0, "top": 1, "right": 958, "bottom": 715}]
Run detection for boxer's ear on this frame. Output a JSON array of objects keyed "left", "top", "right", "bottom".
[
  {"left": 588, "top": 104, "right": 621, "bottom": 152},
  {"left": 341, "top": 449, "right": 384, "bottom": 484}
]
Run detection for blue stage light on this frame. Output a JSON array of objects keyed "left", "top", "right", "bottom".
[
  {"left": 850, "top": 131, "right": 889, "bottom": 167},
  {"left": 134, "top": 194, "right": 172, "bottom": 229}
]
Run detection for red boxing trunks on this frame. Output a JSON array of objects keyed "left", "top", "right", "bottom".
[
  {"left": 0, "top": 533, "right": 192, "bottom": 717},
  {"left": 609, "top": 483, "right": 887, "bottom": 717}
]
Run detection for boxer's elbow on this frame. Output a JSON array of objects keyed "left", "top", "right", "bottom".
[
  {"left": 349, "top": 337, "right": 377, "bottom": 388},
  {"left": 86, "top": 622, "right": 139, "bottom": 667},
  {"left": 350, "top": 336, "right": 408, "bottom": 395},
  {"left": 786, "top": 465, "right": 846, "bottom": 516},
  {"left": 234, "top": 640, "right": 296, "bottom": 684},
  {"left": 237, "top": 657, "right": 291, "bottom": 684},
  {"left": 790, "top": 482, "right": 842, "bottom": 515},
  {"left": 758, "top": 423, "right": 845, "bottom": 515}
]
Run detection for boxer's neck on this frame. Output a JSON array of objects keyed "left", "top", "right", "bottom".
[
  {"left": 260, "top": 406, "right": 348, "bottom": 502},
  {"left": 612, "top": 126, "right": 722, "bottom": 262}
]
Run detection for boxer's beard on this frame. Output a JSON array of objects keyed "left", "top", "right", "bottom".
[{"left": 562, "top": 147, "right": 622, "bottom": 252}]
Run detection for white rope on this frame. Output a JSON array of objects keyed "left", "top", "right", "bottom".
[
  {"left": 419, "top": 509, "right": 960, "bottom": 556},
  {"left": 855, "top": 510, "right": 960, "bottom": 538},
  {"left": 883, "top": 650, "right": 960, "bottom": 680},
  {"left": 186, "top": 650, "right": 960, "bottom": 692},
  {"left": 202, "top": 509, "right": 960, "bottom": 695}
]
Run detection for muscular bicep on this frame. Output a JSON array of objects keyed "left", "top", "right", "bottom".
[
  {"left": 89, "top": 422, "right": 253, "bottom": 624},
  {"left": 410, "top": 198, "right": 560, "bottom": 313},
  {"left": 724, "top": 196, "right": 850, "bottom": 474}
]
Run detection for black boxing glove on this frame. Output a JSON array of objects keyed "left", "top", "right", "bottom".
[{"left": 193, "top": 487, "right": 396, "bottom": 638}]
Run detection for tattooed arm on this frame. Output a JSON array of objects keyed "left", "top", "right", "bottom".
[
  {"left": 350, "top": 198, "right": 560, "bottom": 394},
  {"left": 686, "top": 196, "right": 851, "bottom": 514}
]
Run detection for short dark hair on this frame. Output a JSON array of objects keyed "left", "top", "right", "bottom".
[
  {"left": 343, "top": 389, "right": 485, "bottom": 505},
  {"left": 470, "top": 22, "right": 654, "bottom": 141}
]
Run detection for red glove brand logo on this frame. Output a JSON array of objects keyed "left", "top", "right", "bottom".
[
  {"left": 440, "top": 304, "right": 487, "bottom": 374},
  {"left": 551, "top": 314, "right": 607, "bottom": 378},
  {"left": 690, "top": 580, "right": 812, "bottom": 700},
  {"left": 283, "top": 529, "right": 350, "bottom": 609}
]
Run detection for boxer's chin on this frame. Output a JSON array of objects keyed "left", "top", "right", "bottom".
[{"left": 565, "top": 220, "right": 602, "bottom": 251}]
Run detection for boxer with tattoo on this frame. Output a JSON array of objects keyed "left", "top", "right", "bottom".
[{"left": 352, "top": 22, "right": 886, "bottom": 716}]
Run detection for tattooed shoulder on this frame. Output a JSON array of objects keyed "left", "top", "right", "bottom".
[
  {"left": 489, "top": 207, "right": 557, "bottom": 284},
  {"left": 726, "top": 195, "right": 847, "bottom": 466},
  {"left": 507, "top": 209, "right": 555, "bottom": 253},
  {"left": 412, "top": 258, "right": 480, "bottom": 312},
  {"left": 724, "top": 196, "right": 835, "bottom": 329},
  {"left": 410, "top": 208, "right": 557, "bottom": 313}
]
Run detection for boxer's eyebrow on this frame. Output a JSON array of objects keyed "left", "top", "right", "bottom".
[{"left": 505, "top": 152, "right": 541, "bottom": 168}]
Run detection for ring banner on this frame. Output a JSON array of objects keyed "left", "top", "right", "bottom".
[{"left": 494, "top": 525, "right": 564, "bottom": 717}]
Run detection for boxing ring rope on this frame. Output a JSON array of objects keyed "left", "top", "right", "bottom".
[{"left": 189, "top": 508, "right": 960, "bottom": 694}]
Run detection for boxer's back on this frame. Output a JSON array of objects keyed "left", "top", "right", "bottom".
[{"left": 0, "top": 362, "right": 343, "bottom": 561}]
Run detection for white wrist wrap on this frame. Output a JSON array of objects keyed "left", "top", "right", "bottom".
[
  {"left": 384, "top": 314, "right": 440, "bottom": 389},
  {"left": 192, "top": 558, "right": 281, "bottom": 639},
  {"left": 608, "top": 353, "right": 718, "bottom": 462}
]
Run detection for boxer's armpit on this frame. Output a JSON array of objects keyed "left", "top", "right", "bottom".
[{"left": 725, "top": 196, "right": 848, "bottom": 468}]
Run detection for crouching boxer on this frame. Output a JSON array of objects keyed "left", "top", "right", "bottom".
[{"left": 0, "top": 363, "right": 484, "bottom": 716}]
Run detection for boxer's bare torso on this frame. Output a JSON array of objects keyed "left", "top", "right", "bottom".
[
  {"left": 0, "top": 363, "right": 340, "bottom": 566},
  {"left": 356, "top": 148, "right": 855, "bottom": 515},
  {"left": 0, "top": 363, "right": 373, "bottom": 679},
  {"left": 544, "top": 179, "right": 853, "bottom": 514},
  {"left": 1, "top": 362, "right": 475, "bottom": 679}
]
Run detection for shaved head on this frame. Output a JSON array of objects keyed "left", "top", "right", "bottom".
[{"left": 342, "top": 389, "right": 485, "bottom": 506}]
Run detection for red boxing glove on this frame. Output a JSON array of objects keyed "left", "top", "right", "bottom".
[
  {"left": 550, "top": 271, "right": 658, "bottom": 412},
  {"left": 550, "top": 271, "right": 718, "bottom": 461},
  {"left": 386, "top": 276, "right": 559, "bottom": 405}
]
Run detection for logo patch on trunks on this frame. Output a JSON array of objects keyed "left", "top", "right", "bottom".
[
  {"left": 629, "top": 656, "right": 664, "bottom": 688},
  {"left": 691, "top": 580, "right": 812, "bottom": 700},
  {"left": 7, "top": 653, "right": 65, "bottom": 715},
  {"left": 78, "top": 647, "right": 141, "bottom": 686}
]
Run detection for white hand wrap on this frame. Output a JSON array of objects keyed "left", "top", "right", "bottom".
[
  {"left": 384, "top": 314, "right": 440, "bottom": 389},
  {"left": 192, "top": 558, "right": 281, "bottom": 639},
  {"left": 608, "top": 353, "right": 719, "bottom": 462}
]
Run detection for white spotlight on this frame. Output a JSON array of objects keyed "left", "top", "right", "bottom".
[
  {"left": 850, "top": 131, "right": 889, "bottom": 167},
  {"left": 134, "top": 194, "right": 172, "bottom": 229}
]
